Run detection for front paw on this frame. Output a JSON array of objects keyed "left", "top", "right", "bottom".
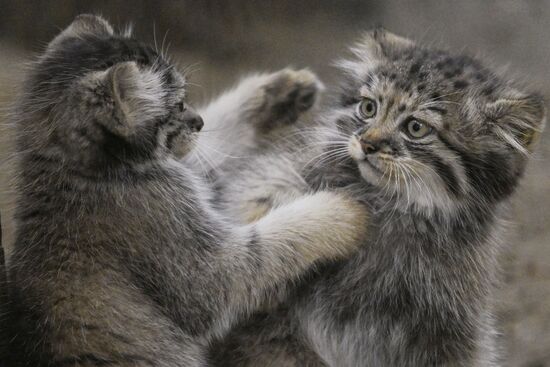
[
  {"left": 256, "top": 191, "right": 369, "bottom": 264},
  {"left": 295, "top": 191, "right": 369, "bottom": 261},
  {"left": 257, "top": 68, "right": 324, "bottom": 132}
]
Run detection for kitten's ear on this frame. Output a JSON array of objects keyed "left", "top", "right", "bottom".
[
  {"left": 371, "top": 28, "right": 414, "bottom": 52},
  {"left": 49, "top": 14, "right": 114, "bottom": 48},
  {"left": 487, "top": 92, "right": 546, "bottom": 153},
  {"left": 358, "top": 28, "right": 413, "bottom": 59},
  {"left": 339, "top": 28, "right": 413, "bottom": 75},
  {"left": 99, "top": 62, "right": 166, "bottom": 136}
]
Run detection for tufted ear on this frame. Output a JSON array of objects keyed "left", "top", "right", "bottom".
[
  {"left": 48, "top": 14, "right": 114, "bottom": 49},
  {"left": 371, "top": 28, "right": 414, "bottom": 53},
  {"left": 97, "top": 61, "right": 166, "bottom": 136},
  {"left": 338, "top": 28, "right": 414, "bottom": 75},
  {"left": 357, "top": 28, "right": 413, "bottom": 58},
  {"left": 487, "top": 91, "right": 546, "bottom": 154}
]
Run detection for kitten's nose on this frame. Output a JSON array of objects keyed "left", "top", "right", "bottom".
[
  {"left": 360, "top": 139, "right": 379, "bottom": 155},
  {"left": 183, "top": 110, "right": 204, "bottom": 132}
]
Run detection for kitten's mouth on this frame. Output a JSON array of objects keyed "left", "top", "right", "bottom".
[
  {"left": 362, "top": 157, "right": 385, "bottom": 176},
  {"left": 348, "top": 137, "right": 385, "bottom": 176},
  {"left": 165, "top": 126, "right": 197, "bottom": 158}
]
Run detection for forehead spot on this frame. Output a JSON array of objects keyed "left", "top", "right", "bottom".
[
  {"left": 482, "top": 84, "right": 496, "bottom": 96},
  {"left": 475, "top": 73, "right": 488, "bottom": 82},
  {"left": 453, "top": 80, "right": 469, "bottom": 90},
  {"left": 409, "top": 62, "right": 421, "bottom": 75}
]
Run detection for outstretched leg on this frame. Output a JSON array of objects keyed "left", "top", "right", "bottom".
[{"left": 188, "top": 68, "right": 323, "bottom": 174}]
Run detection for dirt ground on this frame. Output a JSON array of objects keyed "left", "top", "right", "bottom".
[{"left": 1, "top": 1, "right": 549, "bottom": 366}]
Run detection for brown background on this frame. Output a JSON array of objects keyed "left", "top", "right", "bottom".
[{"left": 0, "top": 1, "right": 548, "bottom": 366}]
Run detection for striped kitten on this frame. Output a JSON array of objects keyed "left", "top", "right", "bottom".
[
  {"left": 206, "top": 30, "right": 546, "bottom": 366},
  {"left": 3, "top": 15, "right": 368, "bottom": 366}
]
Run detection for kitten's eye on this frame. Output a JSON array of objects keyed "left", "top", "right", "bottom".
[
  {"left": 405, "top": 119, "right": 432, "bottom": 139},
  {"left": 357, "top": 98, "right": 377, "bottom": 119},
  {"left": 177, "top": 101, "right": 186, "bottom": 113}
]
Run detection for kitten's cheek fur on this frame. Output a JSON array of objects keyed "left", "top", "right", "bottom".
[
  {"left": 255, "top": 191, "right": 369, "bottom": 262},
  {"left": 348, "top": 137, "right": 364, "bottom": 161}
]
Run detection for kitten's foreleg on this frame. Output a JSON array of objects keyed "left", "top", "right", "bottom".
[{"left": 219, "top": 191, "right": 367, "bottom": 327}]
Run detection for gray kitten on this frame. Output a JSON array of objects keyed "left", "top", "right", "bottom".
[
  {"left": 3, "top": 15, "right": 369, "bottom": 366},
  {"left": 205, "top": 30, "right": 546, "bottom": 366}
]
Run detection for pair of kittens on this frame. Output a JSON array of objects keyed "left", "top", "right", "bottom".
[{"left": 3, "top": 14, "right": 545, "bottom": 367}]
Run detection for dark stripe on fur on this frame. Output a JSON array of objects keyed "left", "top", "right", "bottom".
[
  {"left": 437, "top": 134, "right": 517, "bottom": 202},
  {"left": 424, "top": 106, "right": 447, "bottom": 115},
  {"left": 405, "top": 142, "right": 461, "bottom": 197}
]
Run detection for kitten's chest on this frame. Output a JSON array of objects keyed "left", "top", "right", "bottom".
[{"left": 304, "top": 213, "right": 440, "bottom": 308}]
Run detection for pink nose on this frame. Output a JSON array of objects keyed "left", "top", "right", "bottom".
[{"left": 360, "top": 139, "right": 379, "bottom": 154}]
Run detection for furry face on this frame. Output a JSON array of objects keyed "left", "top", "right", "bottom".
[
  {"left": 18, "top": 15, "right": 202, "bottom": 172},
  {"left": 330, "top": 29, "right": 546, "bottom": 213}
]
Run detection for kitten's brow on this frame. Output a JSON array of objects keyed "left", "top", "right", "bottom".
[{"left": 422, "top": 106, "right": 447, "bottom": 115}]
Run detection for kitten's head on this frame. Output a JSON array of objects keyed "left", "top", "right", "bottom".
[
  {"left": 331, "top": 29, "right": 545, "bottom": 213},
  {"left": 17, "top": 15, "right": 202, "bottom": 170}
]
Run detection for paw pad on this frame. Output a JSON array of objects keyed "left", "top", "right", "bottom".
[{"left": 262, "top": 69, "right": 323, "bottom": 127}]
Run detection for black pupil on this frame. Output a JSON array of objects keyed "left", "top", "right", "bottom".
[
  {"left": 412, "top": 121, "right": 421, "bottom": 131},
  {"left": 366, "top": 102, "right": 373, "bottom": 112},
  {"left": 178, "top": 102, "right": 185, "bottom": 112}
]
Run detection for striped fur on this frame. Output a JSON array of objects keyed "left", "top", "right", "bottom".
[
  {"left": 3, "top": 15, "right": 368, "bottom": 366},
  {"left": 206, "top": 29, "right": 546, "bottom": 366}
]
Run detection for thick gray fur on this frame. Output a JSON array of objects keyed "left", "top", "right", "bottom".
[
  {"left": 3, "top": 15, "right": 368, "bottom": 366},
  {"left": 204, "top": 30, "right": 546, "bottom": 366}
]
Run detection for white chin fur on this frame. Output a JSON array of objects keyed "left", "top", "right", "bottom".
[
  {"left": 357, "top": 162, "right": 382, "bottom": 186},
  {"left": 349, "top": 136, "right": 456, "bottom": 214},
  {"left": 348, "top": 137, "right": 381, "bottom": 186}
]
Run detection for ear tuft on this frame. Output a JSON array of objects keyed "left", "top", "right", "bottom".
[
  {"left": 110, "top": 62, "right": 141, "bottom": 101},
  {"left": 362, "top": 28, "right": 414, "bottom": 58},
  {"left": 339, "top": 29, "right": 414, "bottom": 75},
  {"left": 68, "top": 14, "right": 114, "bottom": 37},
  {"left": 372, "top": 28, "right": 414, "bottom": 50},
  {"left": 105, "top": 62, "right": 142, "bottom": 136},
  {"left": 97, "top": 62, "right": 165, "bottom": 136},
  {"left": 487, "top": 92, "right": 546, "bottom": 153},
  {"left": 49, "top": 14, "right": 114, "bottom": 49}
]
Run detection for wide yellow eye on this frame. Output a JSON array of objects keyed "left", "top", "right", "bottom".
[
  {"left": 357, "top": 98, "right": 377, "bottom": 119},
  {"left": 406, "top": 119, "right": 432, "bottom": 138}
]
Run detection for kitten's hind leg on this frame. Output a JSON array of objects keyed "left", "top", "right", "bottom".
[
  {"left": 190, "top": 69, "right": 323, "bottom": 174},
  {"left": 252, "top": 68, "right": 324, "bottom": 133}
]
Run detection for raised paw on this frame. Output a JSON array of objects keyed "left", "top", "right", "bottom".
[{"left": 257, "top": 68, "right": 324, "bottom": 132}]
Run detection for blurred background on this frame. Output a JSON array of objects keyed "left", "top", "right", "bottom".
[{"left": 0, "top": 1, "right": 548, "bottom": 365}]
